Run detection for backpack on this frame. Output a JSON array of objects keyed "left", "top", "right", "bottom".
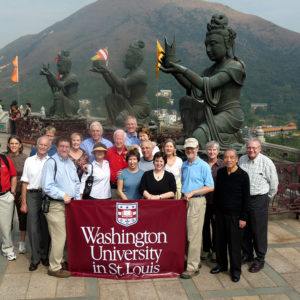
[
  {"left": 0, "top": 154, "right": 10, "bottom": 170},
  {"left": 42, "top": 157, "right": 58, "bottom": 213},
  {"left": 48, "top": 157, "right": 57, "bottom": 179}
]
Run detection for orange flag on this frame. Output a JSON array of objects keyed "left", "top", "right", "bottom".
[
  {"left": 11, "top": 56, "right": 19, "bottom": 83},
  {"left": 156, "top": 40, "right": 164, "bottom": 79}
]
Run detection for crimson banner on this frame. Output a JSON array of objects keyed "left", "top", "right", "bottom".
[{"left": 66, "top": 199, "right": 187, "bottom": 280}]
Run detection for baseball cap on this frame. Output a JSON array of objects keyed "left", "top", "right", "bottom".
[{"left": 184, "top": 138, "right": 199, "bottom": 148}]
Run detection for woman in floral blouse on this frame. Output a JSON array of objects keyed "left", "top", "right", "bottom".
[{"left": 69, "top": 132, "right": 89, "bottom": 179}]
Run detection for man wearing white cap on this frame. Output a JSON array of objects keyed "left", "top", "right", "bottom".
[{"left": 180, "top": 138, "right": 214, "bottom": 279}]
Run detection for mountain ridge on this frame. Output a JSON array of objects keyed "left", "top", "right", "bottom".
[{"left": 0, "top": 0, "right": 299, "bottom": 123}]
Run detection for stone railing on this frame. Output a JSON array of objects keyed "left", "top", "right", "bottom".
[
  {"left": 254, "top": 126, "right": 300, "bottom": 162},
  {"left": 262, "top": 142, "right": 300, "bottom": 163},
  {"left": 0, "top": 99, "right": 91, "bottom": 134},
  {"left": 0, "top": 105, "right": 46, "bottom": 134},
  {"left": 269, "top": 162, "right": 300, "bottom": 218}
]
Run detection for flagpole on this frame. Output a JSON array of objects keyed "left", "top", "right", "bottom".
[
  {"left": 17, "top": 81, "right": 20, "bottom": 104},
  {"left": 11, "top": 55, "right": 20, "bottom": 104},
  {"left": 156, "top": 76, "right": 159, "bottom": 111}
]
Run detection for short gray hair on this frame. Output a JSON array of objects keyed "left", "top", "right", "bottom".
[
  {"left": 90, "top": 121, "right": 103, "bottom": 131},
  {"left": 141, "top": 139, "right": 153, "bottom": 148},
  {"left": 205, "top": 140, "right": 220, "bottom": 151},
  {"left": 247, "top": 138, "right": 261, "bottom": 147},
  {"left": 37, "top": 135, "right": 50, "bottom": 146},
  {"left": 126, "top": 116, "right": 137, "bottom": 124},
  {"left": 113, "top": 129, "right": 126, "bottom": 140}
]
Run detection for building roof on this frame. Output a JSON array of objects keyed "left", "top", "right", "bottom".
[{"left": 258, "top": 124, "right": 297, "bottom": 133}]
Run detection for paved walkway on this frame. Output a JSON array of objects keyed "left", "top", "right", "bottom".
[{"left": 0, "top": 216, "right": 299, "bottom": 300}]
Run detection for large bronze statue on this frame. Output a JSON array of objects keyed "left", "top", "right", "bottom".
[
  {"left": 40, "top": 51, "right": 79, "bottom": 119},
  {"left": 160, "top": 14, "right": 246, "bottom": 149},
  {"left": 91, "top": 40, "right": 150, "bottom": 127}
]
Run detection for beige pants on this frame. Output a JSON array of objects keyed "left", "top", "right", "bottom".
[
  {"left": 175, "top": 179, "right": 182, "bottom": 200},
  {"left": 0, "top": 192, "right": 15, "bottom": 255},
  {"left": 186, "top": 196, "right": 206, "bottom": 271},
  {"left": 45, "top": 201, "right": 67, "bottom": 271}
]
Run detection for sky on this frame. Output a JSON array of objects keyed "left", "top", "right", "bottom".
[
  {"left": 0, "top": 0, "right": 299, "bottom": 49},
  {"left": 205, "top": 0, "right": 300, "bottom": 33},
  {"left": 0, "top": 0, "right": 96, "bottom": 49}
]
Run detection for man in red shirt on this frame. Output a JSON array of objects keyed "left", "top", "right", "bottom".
[
  {"left": 0, "top": 146, "right": 17, "bottom": 261},
  {"left": 105, "top": 129, "right": 128, "bottom": 199}
]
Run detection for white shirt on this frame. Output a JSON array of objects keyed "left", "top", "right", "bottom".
[
  {"left": 21, "top": 154, "right": 49, "bottom": 189},
  {"left": 164, "top": 156, "right": 183, "bottom": 182},
  {"left": 80, "top": 160, "right": 111, "bottom": 199},
  {"left": 239, "top": 153, "right": 278, "bottom": 198}
]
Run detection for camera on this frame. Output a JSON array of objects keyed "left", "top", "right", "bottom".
[{"left": 42, "top": 195, "right": 51, "bottom": 213}]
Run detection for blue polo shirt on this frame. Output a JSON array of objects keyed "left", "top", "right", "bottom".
[
  {"left": 181, "top": 157, "right": 214, "bottom": 194},
  {"left": 81, "top": 137, "right": 113, "bottom": 163},
  {"left": 125, "top": 132, "right": 140, "bottom": 146}
]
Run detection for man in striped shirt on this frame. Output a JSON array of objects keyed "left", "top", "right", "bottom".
[{"left": 239, "top": 138, "right": 278, "bottom": 273}]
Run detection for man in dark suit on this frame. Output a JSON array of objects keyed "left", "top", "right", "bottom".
[{"left": 210, "top": 149, "right": 250, "bottom": 282}]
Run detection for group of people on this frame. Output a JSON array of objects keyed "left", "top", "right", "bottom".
[
  {"left": 0, "top": 116, "right": 278, "bottom": 283},
  {"left": 180, "top": 138, "right": 278, "bottom": 282},
  {"left": 9, "top": 101, "right": 31, "bottom": 135}
]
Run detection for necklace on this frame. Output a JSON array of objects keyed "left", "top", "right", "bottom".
[{"left": 154, "top": 170, "right": 164, "bottom": 180}]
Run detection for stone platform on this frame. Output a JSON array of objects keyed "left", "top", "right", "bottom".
[{"left": 0, "top": 216, "right": 299, "bottom": 300}]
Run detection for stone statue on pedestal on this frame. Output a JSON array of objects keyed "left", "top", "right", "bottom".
[
  {"left": 40, "top": 51, "right": 79, "bottom": 119},
  {"left": 160, "top": 14, "right": 246, "bottom": 149},
  {"left": 91, "top": 40, "right": 150, "bottom": 127}
]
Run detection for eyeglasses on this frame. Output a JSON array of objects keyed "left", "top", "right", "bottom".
[{"left": 247, "top": 147, "right": 259, "bottom": 150}]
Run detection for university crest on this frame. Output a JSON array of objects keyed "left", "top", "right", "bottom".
[{"left": 116, "top": 202, "right": 138, "bottom": 227}]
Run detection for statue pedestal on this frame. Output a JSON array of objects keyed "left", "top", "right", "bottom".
[{"left": 16, "top": 117, "right": 89, "bottom": 142}]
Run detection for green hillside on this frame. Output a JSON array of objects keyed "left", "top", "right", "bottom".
[{"left": 0, "top": 0, "right": 299, "bottom": 126}]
